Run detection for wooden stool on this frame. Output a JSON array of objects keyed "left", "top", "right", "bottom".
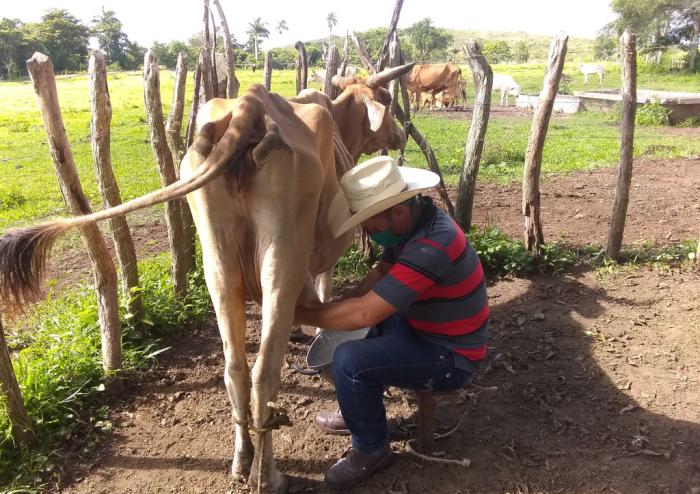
[{"left": 415, "top": 390, "right": 438, "bottom": 452}]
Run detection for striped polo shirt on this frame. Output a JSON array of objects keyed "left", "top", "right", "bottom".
[{"left": 372, "top": 197, "right": 489, "bottom": 371}]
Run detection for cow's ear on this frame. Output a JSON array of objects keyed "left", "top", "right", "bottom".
[{"left": 365, "top": 99, "right": 385, "bottom": 132}]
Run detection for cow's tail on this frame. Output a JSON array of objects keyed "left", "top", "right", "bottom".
[{"left": 0, "top": 93, "right": 267, "bottom": 315}]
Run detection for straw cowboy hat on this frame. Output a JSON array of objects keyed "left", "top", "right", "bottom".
[{"left": 334, "top": 156, "right": 440, "bottom": 238}]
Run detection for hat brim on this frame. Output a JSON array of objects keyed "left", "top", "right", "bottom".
[{"left": 333, "top": 167, "right": 440, "bottom": 238}]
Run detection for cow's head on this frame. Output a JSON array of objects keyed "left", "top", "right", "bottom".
[{"left": 330, "top": 63, "right": 414, "bottom": 161}]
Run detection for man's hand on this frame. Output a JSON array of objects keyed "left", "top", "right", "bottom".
[{"left": 294, "top": 290, "right": 397, "bottom": 331}]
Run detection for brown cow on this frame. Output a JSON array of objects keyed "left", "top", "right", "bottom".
[
  {"left": 406, "top": 62, "right": 463, "bottom": 110},
  {"left": 0, "top": 64, "right": 413, "bottom": 494}
]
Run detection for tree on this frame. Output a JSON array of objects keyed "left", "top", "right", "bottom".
[
  {"left": 514, "top": 40, "right": 530, "bottom": 63},
  {"left": 609, "top": 0, "right": 700, "bottom": 69},
  {"left": 91, "top": 8, "right": 130, "bottom": 68},
  {"left": 482, "top": 40, "right": 512, "bottom": 64},
  {"left": 0, "top": 18, "right": 32, "bottom": 78},
  {"left": 594, "top": 30, "right": 618, "bottom": 60},
  {"left": 246, "top": 17, "right": 269, "bottom": 63},
  {"left": 276, "top": 20, "right": 288, "bottom": 35},
  {"left": 326, "top": 12, "right": 338, "bottom": 45},
  {"left": 403, "top": 18, "right": 453, "bottom": 61},
  {"left": 23, "top": 9, "right": 89, "bottom": 72}
]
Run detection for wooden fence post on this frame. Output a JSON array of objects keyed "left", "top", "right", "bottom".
[
  {"left": 351, "top": 32, "right": 376, "bottom": 75},
  {"left": 522, "top": 33, "right": 569, "bottom": 256},
  {"left": 200, "top": 48, "right": 214, "bottom": 103},
  {"left": 185, "top": 63, "right": 203, "bottom": 150},
  {"left": 165, "top": 51, "right": 196, "bottom": 276},
  {"left": 27, "top": 52, "right": 121, "bottom": 371},
  {"left": 211, "top": 0, "right": 240, "bottom": 98},
  {"left": 295, "top": 41, "right": 308, "bottom": 94},
  {"left": 323, "top": 45, "right": 340, "bottom": 99},
  {"left": 0, "top": 314, "right": 33, "bottom": 444},
  {"left": 143, "top": 50, "right": 189, "bottom": 296},
  {"left": 607, "top": 30, "right": 637, "bottom": 260},
  {"left": 375, "top": 0, "right": 405, "bottom": 73},
  {"left": 263, "top": 51, "right": 273, "bottom": 90},
  {"left": 88, "top": 52, "right": 144, "bottom": 326},
  {"left": 456, "top": 40, "right": 493, "bottom": 231}
]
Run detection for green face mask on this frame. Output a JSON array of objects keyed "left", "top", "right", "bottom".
[{"left": 369, "top": 228, "right": 409, "bottom": 248}]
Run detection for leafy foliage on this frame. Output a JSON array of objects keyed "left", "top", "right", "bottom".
[
  {"left": 482, "top": 40, "right": 512, "bottom": 64},
  {"left": 636, "top": 100, "right": 671, "bottom": 126},
  {"left": 403, "top": 18, "right": 454, "bottom": 62},
  {"left": 23, "top": 9, "right": 90, "bottom": 73}
]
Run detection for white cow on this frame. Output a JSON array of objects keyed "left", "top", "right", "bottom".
[
  {"left": 492, "top": 74, "right": 521, "bottom": 107},
  {"left": 579, "top": 63, "right": 605, "bottom": 85}
]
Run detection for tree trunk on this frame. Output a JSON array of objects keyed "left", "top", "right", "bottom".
[
  {"left": 607, "top": 31, "right": 637, "bottom": 260},
  {"left": 456, "top": 40, "right": 493, "bottom": 231},
  {"left": 689, "top": 17, "right": 699, "bottom": 70},
  {"left": 143, "top": 51, "right": 189, "bottom": 296},
  {"left": 211, "top": 0, "right": 240, "bottom": 97},
  {"left": 323, "top": 45, "right": 340, "bottom": 99},
  {"left": 166, "top": 51, "right": 196, "bottom": 276},
  {"left": 295, "top": 41, "right": 308, "bottom": 94},
  {"left": 88, "top": 52, "right": 144, "bottom": 326},
  {"left": 263, "top": 51, "right": 273, "bottom": 90},
  {"left": 522, "top": 33, "right": 569, "bottom": 256},
  {"left": 185, "top": 62, "right": 203, "bottom": 150},
  {"left": 27, "top": 52, "right": 121, "bottom": 371},
  {"left": 375, "top": 0, "right": 405, "bottom": 73},
  {"left": 351, "top": 32, "right": 376, "bottom": 75},
  {"left": 0, "top": 315, "right": 33, "bottom": 444}
]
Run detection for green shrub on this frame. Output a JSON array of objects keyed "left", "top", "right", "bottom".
[
  {"left": 677, "top": 117, "right": 700, "bottom": 127},
  {"left": 0, "top": 190, "right": 27, "bottom": 210},
  {"left": 636, "top": 100, "right": 671, "bottom": 126}
]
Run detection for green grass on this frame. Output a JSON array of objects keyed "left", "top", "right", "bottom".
[{"left": 0, "top": 252, "right": 212, "bottom": 491}]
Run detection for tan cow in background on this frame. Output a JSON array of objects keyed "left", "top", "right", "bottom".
[
  {"left": 406, "top": 62, "right": 463, "bottom": 110},
  {"left": 0, "top": 64, "right": 413, "bottom": 494}
]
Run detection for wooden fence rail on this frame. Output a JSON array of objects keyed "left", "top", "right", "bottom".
[
  {"left": 88, "top": 52, "right": 144, "bottom": 325},
  {"left": 27, "top": 52, "right": 122, "bottom": 371}
]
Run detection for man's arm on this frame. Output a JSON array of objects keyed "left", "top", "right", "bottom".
[
  {"left": 295, "top": 288, "right": 397, "bottom": 331},
  {"left": 336, "top": 260, "right": 392, "bottom": 301}
]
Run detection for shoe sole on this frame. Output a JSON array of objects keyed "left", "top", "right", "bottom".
[
  {"left": 314, "top": 421, "right": 351, "bottom": 436},
  {"left": 325, "top": 451, "right": 395, "bottom": 490}
]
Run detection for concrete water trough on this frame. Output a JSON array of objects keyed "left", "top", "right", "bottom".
[
  {"left": 516, "top": 94, "right": 581, "bottom": 113},
  {"left": 573, "top": 89, "right": 700, "bottom": 124}
]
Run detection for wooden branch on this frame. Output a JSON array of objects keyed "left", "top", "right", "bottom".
[
  {"left": 351, "top": 32, "right": 376, "bottom": 75},
  {"left": 166, "top": 51, "right": 188, "bottom": 163},
  {"left": 456, "top": 40, "right": 493, "bottom": 231},
  {"left": 522, "top": 33, "right": 568, "bottom": 256},
  {"left": 143, "top": 50, "right": 189, "bottom": 296},
  {"left": 27, "top": 52, "right": 121, "bottom": 371},
  {"left": 323, "top": 45, "right": 340, "bottom": 99},
  {"left": 209, "top": 9, "right": 219, "bottom": 98},
  {"left": 165, "top": 51, "right": 196, "bottom": 276},
  {"left": 607, "top": 30, "right": 637, "bottom": 260},
  {"left": 88, "top": 52, "right": 144, "bottom": 326},
  {"left": 200, "top": 47, "right": 214, "bottom": 103},
  {"left": 211, "top": 0, "right": 240, "bottom": 97},
  {"left": 375, "top": 0, "right": 405, "bottom": 73},
  {"left": 295, "top": 41, "right": 308, "bottom": 94},
  {"left": 339, "top": 30, "right": 350, "bottom": 75},
  {"left": 185, "top": 62, "right": 202, "bottom": 150},
  {"left": 0, "top": 314, "right": 33, "bottom": 444},
  {"left": 263, "top": 51, "right": 273, "bottom": 90}
]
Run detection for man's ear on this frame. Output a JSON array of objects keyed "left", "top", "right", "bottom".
[{"left": 364, "top": 99, "right": 386, "bottom": 132}]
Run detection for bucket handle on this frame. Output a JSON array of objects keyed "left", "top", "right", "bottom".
[{"left": 291, "top": 362, "right": 321, "bottom": 375}]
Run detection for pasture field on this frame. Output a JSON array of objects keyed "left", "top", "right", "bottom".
[
  {"left": 1, "top": 65, "right": 699, "bottom": 492},
  {"left": 1, "top": 66, "right": 699, "bottom": 231}
]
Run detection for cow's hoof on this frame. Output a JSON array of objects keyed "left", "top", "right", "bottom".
[
  {"left": 249, "top": 471, "right": 287, "bottom": 494},
  {"left": 231, "top": 452, "right": 253, "bottom": 482}
]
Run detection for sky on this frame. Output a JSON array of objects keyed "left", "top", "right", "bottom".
[{"left": 4, "top": 0, "right": 617, "bottom": 48}]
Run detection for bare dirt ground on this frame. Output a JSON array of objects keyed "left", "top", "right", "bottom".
[{"left": 37, "top": 155, "right": 699, "bottom": 493}]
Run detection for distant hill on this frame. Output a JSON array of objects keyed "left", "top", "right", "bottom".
[{"left": 446, "top": 29, "right": 596, "bottom": 63}]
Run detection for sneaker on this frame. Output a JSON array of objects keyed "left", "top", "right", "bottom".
[
  {"left": 324, "top": 444, "right": 394, "bottom": 489},
  {"left": 314, "top": 409, "right": 350, "bottom": 435}
]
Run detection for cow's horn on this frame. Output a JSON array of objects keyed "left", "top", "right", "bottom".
[
  {"left": 365, "top": 62, "right": 416, "bottom": 89},
  {"left": 331, "top": 75, "right": 355, "bottom": 90}
]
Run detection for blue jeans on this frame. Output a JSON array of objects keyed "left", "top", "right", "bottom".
[{"left": 331, "top": 314, "right": 472, "bottom": 453}]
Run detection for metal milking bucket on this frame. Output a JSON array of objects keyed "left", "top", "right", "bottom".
[{"left": 293, "top": 328, "right": 371, "bottom": 385}]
